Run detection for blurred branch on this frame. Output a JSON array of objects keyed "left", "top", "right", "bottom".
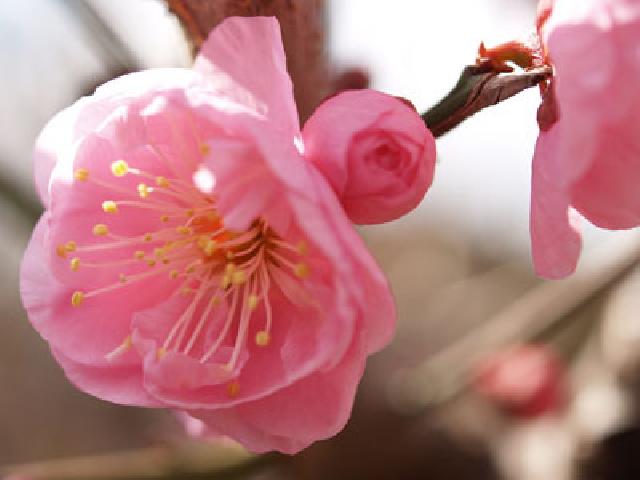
[
  {"left": 1, "top": 442, "right": 280, "bottom": 480},
  {"left": 56, "top": 0, "right": 141, "bottom": 71},
  {"left": 394, "top": 233, "right": 640, "bottom": 411},
  {"left": 423, "top": 64, "right": 551, "bottom": 138},
  {"left": 165, "top": 0, "right": 329, "bottom": 122},
  {"left": 0, "top": 168, "right": 42, "bottom": 224}
]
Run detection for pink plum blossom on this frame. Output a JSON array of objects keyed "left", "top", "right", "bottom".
[
  {"left": 20, "top": 16, "right": 396, "bottom": 454},
  {"left": 303, "top": 90, "right": 436, "bottom": 224},
  {"left": 531, "top": 0, "right": 640, "bottom": 278}
]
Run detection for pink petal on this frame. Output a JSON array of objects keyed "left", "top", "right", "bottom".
[
  {"left": 194, "top": 17, "right": 299, "bottom": 136},
  {"left": 530, "top": 131, "right": 582, "bottom": 279},
  {"left": 189, "top": 337, "right": 366, "bottom": 454},
  {"left": 51, "top": 348, "right": 161, "bottom": 407},
  {"left": 20, "top": 214, "right": 171, "bottom": 366}
]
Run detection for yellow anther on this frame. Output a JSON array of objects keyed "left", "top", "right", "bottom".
[
  {"left": 134, "top": 250, "right": 145, "bottom": 260},
  {"left": 297, "top": 241, "right": 308, "bottom": 256},
  {"left": 199, "top": 143, "right": 211, "bottom": 156},
  {"left": 294, "top": 263, "right": 310, "bottom": 279},
  {"left": 176, "top": 225, "right": 192, "bottom": 235},
  {"left": 65, "top": 241, "right": 77, "bottom": 252},
  {"left": 255, "top": 330, "right": 271, "bottom": 347},
  {"left": 70, "top": 257, "right": 80, "bottom": 272},
  {"left": 185, "top": 209, "right": 195, "bottom": 218},
  {"left": 227, "top": 380, "right": 240, "bottom": 398},
  {"left": 56, "top": 244, "right": 68, "bottom": 258},
  {"left": 119, "top": 273, "right": 128, "bottom": 284},
  {"left": 102, "top": 200, "right": 118, "bottom": 214},
  {"left": 247, "top": 294, "right": 259, "bottom": 311},
  {"left": 225, "top": 263, "right": 236, "bottom": 275},
  {"left": 162, "top": 258, "right": 170, "bottom": 265},
  {"left": 71, "top": 291, "right": 84, "bottom": 307},
  {"left": 210, "top": 296, "right": 220, "bottom": 306},
  {"left": 197, "top": 236, "right": 208, "bottom": 248},
  {"left": 160, "top": 215, "right": 169, "bottom": 223},
  {"left": 203, "top": 240, "right": 217, "bottom": 256},
  {"left": 220, "top": 275, "right": 231, "bottom": 289},
  {"left": 170, "top": 269, "right": 179, "bottom": 279},
  {"left": 155, "top": 176, "right": 170, "bottom": 188},
  {"left": 137, "top": 183, "right": 150, "bottom": 198},
  {"left": 110, "top": 160, "right": 129, "bottom": 177},
  {"left": 156, "top": 347, "right": 167, "bottom": 360},
  {"left": 143, "top": 233, "right": 153, "bottom": 242},
  {"left": 74, "top": 168, "right": 89, "bottom": 182},
  {"left": 93, "top": 224, "right": 109, "bottom": 236},
  {"left": 226, "top": 251, "right": 235, "bottom": 260},
  {"left": 185, "top": 265, "right": 196, "bottom": 274},
  {"left": 146, "top": 259, "right": 156, "bottom": 267},
  {"left": 231, "top": 270, "right": 246, "bottom": 285},
  {"left": 153, "top": 247, "right": 166, "bottom": 258}
]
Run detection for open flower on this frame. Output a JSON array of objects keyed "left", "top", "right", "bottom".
[
  {"left": 303, "top": 90, "right": 436, "bottom": 224},
  {"left": 531, "top": 0, "right": 640, "bottom": 278},
  {"left": 20, "top": 16, "right": 395, "bottom": 454}
]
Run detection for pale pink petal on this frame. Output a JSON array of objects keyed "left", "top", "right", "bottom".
[
  {"left": 194, "top": 17, "right": 299, "bottom": 135},
  {"left": 530, "top": 131, "right": 582, "bottom": 279},
  {"left": 189, "top": 338, "right": 366, "bottom": 454},
  {"left": 51, "top": 348, "right": 161, "bottom": 407}
]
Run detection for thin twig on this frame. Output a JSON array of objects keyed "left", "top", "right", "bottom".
[
  {"left": 1, "top": 442, "right": 280, "bottom": 480},
  {"left": 423, "top": 65, "right": 551, "bottom": 138},
  {"left": 393, "top": 232, "right": 640, "bottom": 412}
]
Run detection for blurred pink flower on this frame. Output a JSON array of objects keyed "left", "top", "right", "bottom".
[
  {"left": 473, "top": 344, "right": 566, "bottom": 418},
  {"left": 303, "top": 90, "right": 436, "bottom": 224},
  {"left": 531, "top": 0, "right": 640, "bottom": 278},
  {"left": 20, "top": 16, "right": 395, "bottom": 454}
]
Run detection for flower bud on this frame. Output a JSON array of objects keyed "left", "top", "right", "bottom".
[{"left": 303, "top": 89, "right": 436, "bottom": 224}]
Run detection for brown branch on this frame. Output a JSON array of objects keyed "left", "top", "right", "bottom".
[
  {"left": 0, "top": 442, "right": 280, "bottom": 480},
  {"left": 393, "top": 233, "right": 640, "bottom": 412},
  {"left": 165, "top": 0, "right": 330, "bottom": 123},
  {"left": 423, "top": 65, "right": 552, "bottom": 138}
]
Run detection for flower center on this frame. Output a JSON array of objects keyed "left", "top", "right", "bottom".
[{"left": 57, "top": 151, "right": 311, "bottom": 394}]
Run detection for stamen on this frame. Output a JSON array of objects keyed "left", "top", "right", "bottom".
[
  {"left": 255, "top": 331, "right": 270, "bottom": 347},
  {"left": 156, "top": 176, "right": 170, "bottom": 188},
  {"left": 137, "top": 183, "right": 151, "bottom": 198},
  {"left": 199, "top": 143, "right": 211, "bottom": 156},
  {"left": 111, "top": 160, "right": 129, "bottom": 177},
  {"left": 93, "top": 224, "right": 109, "bottom": 236},
  {"left": 74, "top": 168, "right": 89, "bottom": 182},
  {"left": 105, "top": 335, "right": 132, "bottom": 361},
  {"left": 294, "top": 263, "right": 310, "bottom": 279},
  {"left": 70, "top": 257, "right": 81, "bottom": 271},
  {"left": 247, "top": 294, "right": 259, "bottom": 311},
  {"left": 227, "top": 380, "right": 240, "bottom": 397},
  {"left": 201, "top": 288, "right": 240, "bottom": 363},
  {"left": 71, "top": 291, "right": 84, "bottom": 307},
  {"left": 102, "top": 201, "right": 118, "bottom": 214}
]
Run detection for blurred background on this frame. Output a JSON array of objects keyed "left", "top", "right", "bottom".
[{"left": 2, "top": 1, "right": 640, "bottom": 479}]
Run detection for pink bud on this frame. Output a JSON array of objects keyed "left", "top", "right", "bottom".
[{"left": 302, "top": 89, "right": 436, "bottom": 225}]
